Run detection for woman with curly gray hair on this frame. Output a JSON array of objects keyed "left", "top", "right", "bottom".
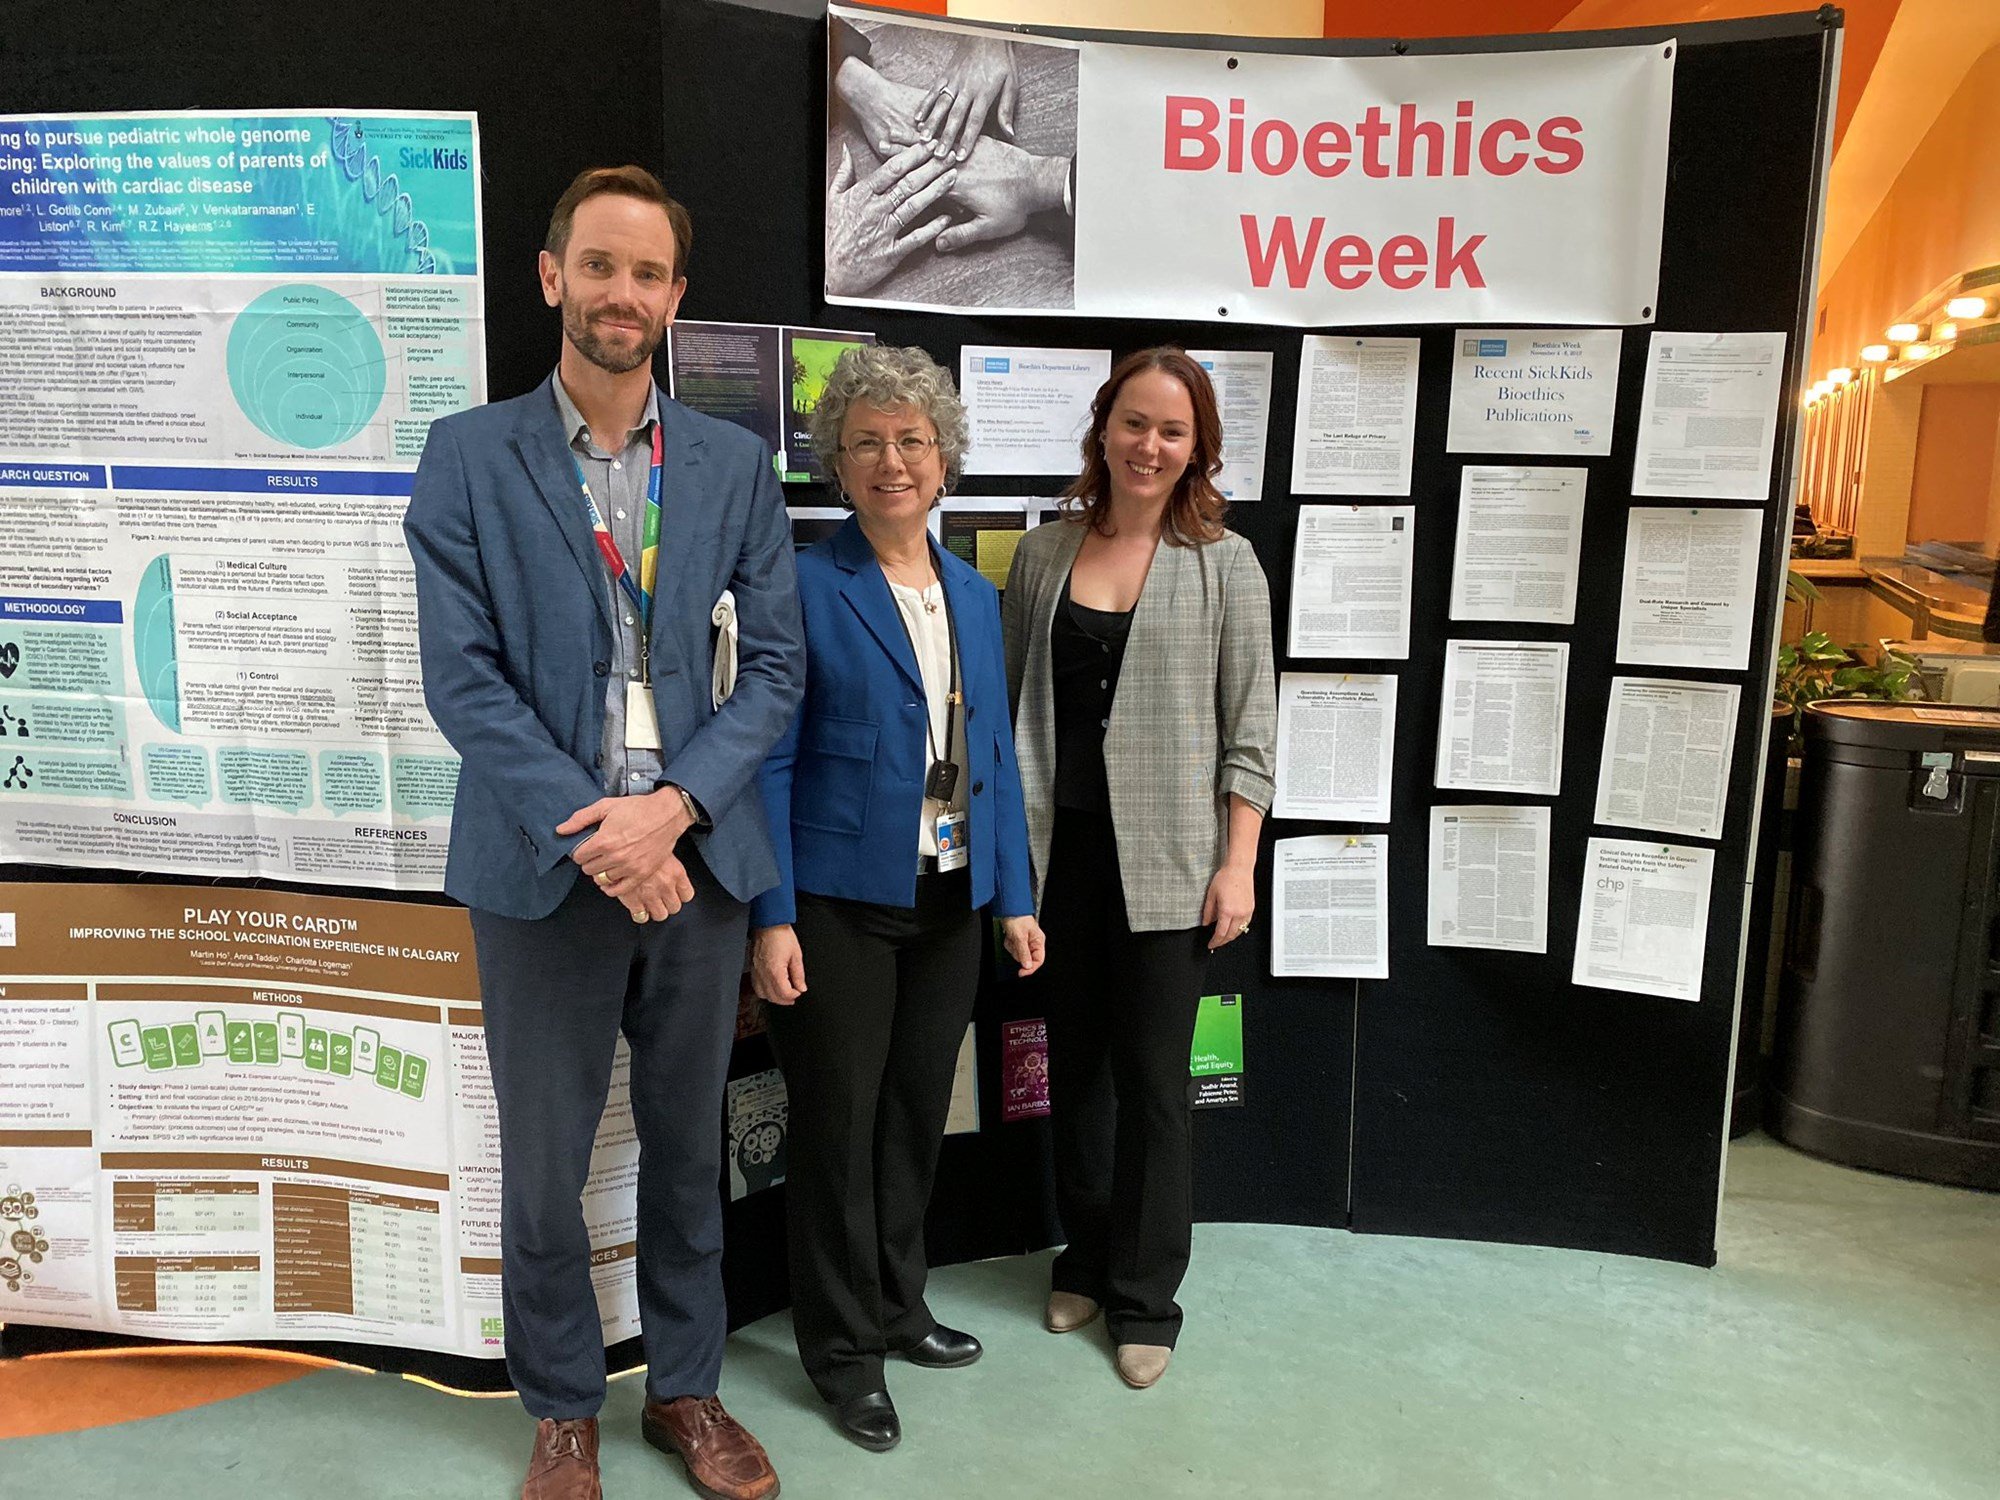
[{"left": 748, "top": 344, "right": 1043, "bottom": 1453}]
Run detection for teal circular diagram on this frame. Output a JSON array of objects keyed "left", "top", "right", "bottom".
[{"left": 226, "top": 285, "right": 385, "bottom": 449}]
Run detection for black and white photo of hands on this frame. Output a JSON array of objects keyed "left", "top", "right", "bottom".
[
  {"left": 825, "top": 142, "right": 957, "bottom": 298},
  {"left": 831, "top": 39, "right": 1070, "bottom": 294},
  {"left": 917, "top": 35, "right": 1020, "bottom": 161},
  {"left": 840, "top": 35, "right": 1020, "bottom": 162}
]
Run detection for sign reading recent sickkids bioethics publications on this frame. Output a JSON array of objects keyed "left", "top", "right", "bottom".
[
  {"left": 825, "top": 5, "right": 1673, "bottom": 326},
  {"left": 0, "top": 110, "right": 485, "bottom": 889}
]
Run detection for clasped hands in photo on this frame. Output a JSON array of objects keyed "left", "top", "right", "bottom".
[{"left": 828, "top": 37, "right": 1069, "bottom": 296}]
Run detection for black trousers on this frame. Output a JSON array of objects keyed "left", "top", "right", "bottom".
[
  {"left": 1037, "top": 809, "right": 1210, "bottom": 1348},
  {"left": 764, "top": 868, "right": 981, "bottom": 1403},
  {"left": 467, "top": 851, "right": 747, "bottom": 1419}
]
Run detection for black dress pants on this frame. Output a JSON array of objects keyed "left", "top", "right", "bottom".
[
  {"left": 764, "top": 868, "right": 981, "bottom": 1403},
  {"left": 1037, "top": 809, "right": 1210, "bottom": 1348}
]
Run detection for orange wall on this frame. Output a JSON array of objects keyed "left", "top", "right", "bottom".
[
  {"left": 1321, "top": 1, "right": 1895, "bottom": 152},
  {"left": 1905, "top": 384, "right": 2000, "bottom": 543},
  {"left": 1815, "top": 44, "right": 2000, "bottom": 380},
  {"left": 1322, "top": 1, "right": 1575, "bottom": 38},
  {"left": 1555, "top": 2, "right": 1898, "bottom": 151}
]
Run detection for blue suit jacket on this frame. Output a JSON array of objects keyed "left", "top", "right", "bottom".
[
  {"left": 749, "top": 516, "right": 1035, "bottom": 928},
  {"left": 403, "top": 375, "right": 804, "bottom": 920}
]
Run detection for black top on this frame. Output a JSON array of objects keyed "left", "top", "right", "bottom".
[{"left": 1050, "top": 572, "right": 1134, "bottom": 812}]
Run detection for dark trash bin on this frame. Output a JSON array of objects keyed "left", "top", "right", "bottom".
[{"left": 1772, "top": 701, "right": 2000, "bottom": 1189}]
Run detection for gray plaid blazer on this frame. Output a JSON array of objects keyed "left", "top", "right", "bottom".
[{"left": 1003, "top": 517, "right": 1277, "bottom": 931}]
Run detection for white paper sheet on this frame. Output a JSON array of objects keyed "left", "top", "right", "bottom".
[
  {"left": 1449, "top": 466, "right": 1587, "bottom": 624},
  {"left": 1435, "top": 641, "right": 1570, "bottom": 796},
  {"left": 1186, "top": 348, "right": 1274, "bottom": 502},
  {"left": 1615, "top": 507, "right": 1763, "bottom": 670},
  {"left": 1446, "top": 328, "right": 1623, "bottom": 456},
  {"left": 1275, "top": 673, "right": 1397, "bottom": 822},
  {"left": 959, "top": 345, "right": 1111, "bottom": 475},
  {"left": 1271, "top": 835, "right": 1388, "bottom": 979},
  {"left": 1632, "top": 332, "right": 1788, "bottom": 500},
  {"left": 943, "top": 1023, "right": 980, "bottom": 1135},
  {"left": 1291, "top": 336, "right": 1422, "bottom": 495},
  {"left": 1593, "top": 677, "right": 1741, "bottom": 840},
  {"left": 1427, "top": 805, "right": 1550, "bottom": 954},
  {"left": 1288, "top": 506, "right": 1415, "bottom": 658},
  {"left": 1572, "top": 837, "right": 1715, "bottom": 1001}
]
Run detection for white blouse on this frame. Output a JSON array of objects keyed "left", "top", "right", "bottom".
[{"left": 886, "top": 578, "right": 969, "bottom": 856}]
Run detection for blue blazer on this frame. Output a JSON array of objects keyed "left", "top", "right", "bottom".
[
  {"left": 749, "top": 516, "right": 1034, "bottom": 928},
  {"left": 403, "top": 376, "right": 804, "bottom": 920}
]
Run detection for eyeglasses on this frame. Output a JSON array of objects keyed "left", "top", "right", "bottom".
[{"left": 840, "top": 435, "right": 938, "bottom": 468}]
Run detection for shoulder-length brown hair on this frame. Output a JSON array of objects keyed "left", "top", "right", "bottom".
[{"left": 1062, "top": 346, "right": 1227, "bottom": 546}]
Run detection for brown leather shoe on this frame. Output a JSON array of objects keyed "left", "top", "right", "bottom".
[
  {"left": 642, "top": 1395, "right": 780, "bottom": 1500},
  {"left": 523, "top": 1416, "right": 601, "bottom": 1500}
]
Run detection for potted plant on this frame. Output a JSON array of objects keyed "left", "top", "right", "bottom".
[{"left": 1772, "top": 627, "right": 1924, "bottom": 753}]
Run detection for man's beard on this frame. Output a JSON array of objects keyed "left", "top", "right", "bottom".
[{"left": 562, "top": 297, "right": 662, "bottom": 375}]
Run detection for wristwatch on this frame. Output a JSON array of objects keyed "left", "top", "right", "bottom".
[{"left": 666, "top": 783, "right": 707, "bottom": 827}]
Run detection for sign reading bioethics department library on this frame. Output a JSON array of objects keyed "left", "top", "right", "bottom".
[{"left": 825, "top": 6, "right": 1673, "bottom": 326}]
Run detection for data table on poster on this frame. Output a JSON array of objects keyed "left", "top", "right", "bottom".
[
  {"left": 114, "top": 1256, "right": 263, "bottom": 1316},
  {"left": 271, "top": 1182, "right": 443, "bottom": 1326},
  {"left": 112, "top": 1180, "right": 262, "bottom": 1235}
]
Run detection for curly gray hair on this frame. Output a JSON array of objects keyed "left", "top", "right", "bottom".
[{"left": 809, "top": 344, "right": 969, "bottom": 496}]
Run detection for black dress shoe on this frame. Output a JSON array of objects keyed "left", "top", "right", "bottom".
[
  {"left": 897, "top": 1323, "right": 982, "bottom": 1368},
  {"left": 832, "top": 1389, "right": 900, "bottom": 1452}
]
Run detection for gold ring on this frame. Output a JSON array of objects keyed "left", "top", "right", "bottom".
[
  {"left": 595, "top": 870, "right": 611, "bottom": 885},
  {"left": 633, "top": 910, "right": 650, "bottom": 924},
  {"left": 1238, "top": 921, "right": 1251, "bottom": 936}
]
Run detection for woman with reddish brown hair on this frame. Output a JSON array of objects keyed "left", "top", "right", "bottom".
[{"left": 1002, "top": 347, "right": 1276, "bottom": 1390}]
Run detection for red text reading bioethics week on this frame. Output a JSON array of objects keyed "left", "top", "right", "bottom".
[{"left": 1164, "top": 97, "right": 1586, "bottom": 293}]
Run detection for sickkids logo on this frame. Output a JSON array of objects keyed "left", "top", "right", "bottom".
[
  {"left": 1162, "top": 95, "right": 1589, "bottom": 294},
  {"left": 326, "top": 117, "right": 441, "bottom": 274},
  {"left": 396, "top": 146, "right": 470, "bottom": 171}
]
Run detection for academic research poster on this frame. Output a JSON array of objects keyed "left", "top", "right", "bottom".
[
  {"left": 0, "top": 882, "right": 645, "bottom": 1359},
  {"left": 0, "top": 111, "right": 485, "bottom": 888},
  {"left": 825, "top": 6, "right": 1673, "bottom": 326}
]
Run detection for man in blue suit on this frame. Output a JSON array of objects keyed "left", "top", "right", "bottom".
[{"left": 405, "top": 167, "right": 802, "bottom": 1500}]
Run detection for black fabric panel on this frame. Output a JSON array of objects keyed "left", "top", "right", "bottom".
[
  {"left": 0, "top": 1, "right": 1833, "bottom": 1392},
  {"left": 1348, "top": 29, "right": 1832, "bottom": 1267},
  {"left": 663, "top": 0, "right": 1357, "bottom": 1240},
  {"left": 0, "top": 0, "right": 668, "bottom": 1389}
]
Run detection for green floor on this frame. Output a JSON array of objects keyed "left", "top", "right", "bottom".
[{"left": 8, "top": 1134, "right": 1998, "bottom": 1499}]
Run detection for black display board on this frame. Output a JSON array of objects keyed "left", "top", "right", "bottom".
[
  {"left": 0, "top": 0, "right": 1835, "bottom": 1386},
  {"left": 667, "top": 0, "right": 1835, "bottom": 1271}
]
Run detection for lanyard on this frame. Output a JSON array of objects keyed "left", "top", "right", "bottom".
[
  {"left": 572, "top": 424, "right": 663, "bottom": 678},
  {"left": 895, "top": 566, "right": 961, "bottom": 791}
]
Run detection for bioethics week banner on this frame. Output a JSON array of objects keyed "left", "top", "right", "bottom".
[{"left": 824, "top": 5, "right": 1673, "bottom": 327}]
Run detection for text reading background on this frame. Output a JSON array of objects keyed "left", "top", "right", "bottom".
[{"left": 0, "top": 0, "right": 1834, "bottom": 1388}]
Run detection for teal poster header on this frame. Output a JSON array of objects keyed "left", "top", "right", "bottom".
[{"left": 0, "top": 111, "right": 480, "bottom": 276}]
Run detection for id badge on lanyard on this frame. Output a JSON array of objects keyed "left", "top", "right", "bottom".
[
  {"left": 912, "top": 572, "right": 967, "bottom": 872},
  {"left": 934, "top": 810, "right": 968, "bottom": 871},
  {"left": 574, "top": 429, "right": 664, "bottom": 753},
  {"left": 626, "top": 680, "right": 662, "bottom": 750}
]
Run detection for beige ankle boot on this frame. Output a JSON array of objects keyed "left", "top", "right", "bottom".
[
  {"left": 1043, "top": 1291, "right": 1101, "bottom": 1333},
  {"left": 1115, "top": 1343, "right": 1171, "bottom": 1389}
]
